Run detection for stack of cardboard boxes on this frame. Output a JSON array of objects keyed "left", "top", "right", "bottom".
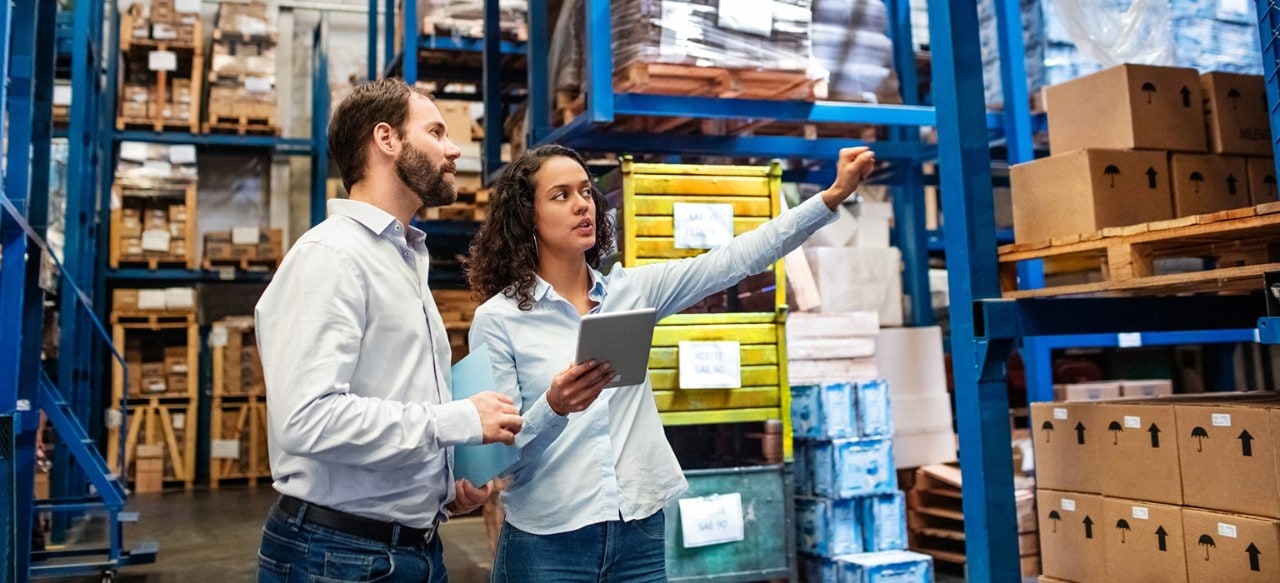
[
  {"left": 112, "top": 142, "right": 198, "bottom": 268},
  {"left": 113, "top": 287, "right": 196, "bottom": 398},
  {"left": 202, "top": 227, "right": 284, "bottom": 269},
  {"left": 205, "top": 1, "right": 278, "bottom": 131},
  {"left": 1033, "top": 393, "right": 1280, "bottom": 582},
  {"left": 1013, "top": 65, "right": 1273, "bottom": 245},
  {"left": 119, "top": 0, "right": 201, "bottom": 129},
  {"left": 209, "top": 316, "right": 271, "bottom": 486}
]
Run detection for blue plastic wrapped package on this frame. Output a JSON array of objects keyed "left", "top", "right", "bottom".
[
  {"left": 860, "top": 492, "right": 908, "bottom": 552},
  {"left": 797, "top": 497, "right": 862, "bottom": 557},
  {"left": 856, "top": 379, "right": 892, "bottom": 437},
  {"left": 791, "top": 383, "right": 856, "bottom": 439},
  {"left": 812, "top": 438, "right": 897, "bottom": 499},
  {"left": 794, "top": 439, "right": 812, "bottom": 496},
  {"left": 802, "top": 554, "right": 841, "bottom": 583},
  {"left": 838, "top": 550, "right": 935, "bottom": 583}
]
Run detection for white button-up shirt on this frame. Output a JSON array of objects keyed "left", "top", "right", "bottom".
[
  {"left": 469, "top": 194, "right": 837, "bottom": 535},
  {"left": 256, "top": 198, "right": 481, "bottom": 528}
]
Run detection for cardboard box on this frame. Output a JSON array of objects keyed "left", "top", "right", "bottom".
[
  {"left": 1031, "top": 401, "right": 1103, "bottom": 494},
  {"left": 1247, "top": 158, "right": 1277, "bottom": 205},
  {"left": 435, "top": 99, "right": 475, "bottom": 143},
  {"left": 1176, "top": 401, "right": 1280, "bottom": 518},
  {"left": 140, "top": 376, "right": 167, "bottom": 394},
  {"left": 166, "top": 373, "right": 188, "bottom": 393},
  {"left": 1123, "top": 379, "right": 1174, "bottom": 398},
  {"left": 1053, "top": 381, "right": 1124, "bottom": 402},
  {"left": 1010, "top": 149, "right": 1173, "bottom": 243},
  {"left": 1182, "top": 507, "right": 1280, "bottom": 581},
  {"left": 1202, "top": 73, "right": 1271, "bottom": 157},
  {"left": 1103, "top": 497, "right": 1188, "bottom": 582},
  {"left": 1046, "top": 64, "right": 1208, "bottom": 155},
  {"left": 205, "top": 242, "right": 232, "bottom": 259},
  {"left": 113, "top": 289, "right": 140, "bottom": 311},
  {"left": 1170, "top": 154, "right": 1251, "bottom": 216},
  {"left": 1096, "top": 401, "right": 1183, "bottom": 505},
  {"left": 1038, "top": 489, "right": 1107, "bottom": 583}
]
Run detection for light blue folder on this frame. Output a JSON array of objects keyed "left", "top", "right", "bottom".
[{"left": 451, "top": 345, "right": 519, "bottom": 485}]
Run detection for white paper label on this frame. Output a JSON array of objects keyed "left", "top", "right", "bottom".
[
  {"left": 151, "top": 24, "right": 176, "bottom": 40},
  {"left": 211, "top": 439, "right": 241, "bottom": 459},
  {"left": 168, "top": 144, "right": 196, "bottom": 165},
  {"left": 209, "top": 326, "right": 229, "bottom": 347},
  {"left": 678, "top": 341, "right": 742, "bottom": 389},
  {"left": 1212, "top": 413, "right": 1232, "bottom": 427},
  {"left": 673, "top": 203, "right": 734, "bottom": 250},
  {"left": 175, "top": 0, "right": 201, "bottom": 13},
  {"left": 105, "top": 408, "right": 123, "bottom": 429},
  {"left": 1061, "top": 499, "right": 1076, "bottom": 512},
  {"left": 140, "top": 229, "right": 172, "bottom": 252},
  {"left": 119, "top": 142, "right": 149, "bottom": 162},
  {"left": 1132, "top": 506, "right": 1149, "bottom": 520},
  {"left": 1117, "top": 332, "right": 1143, "bottom": 348},
  {"left": 170, "top": 364, "right": 188, "bottom": 373},
  {"left": 232, "top": 227, "right": 260, "bottom": 245},
  {"left": 1053, "top": 407, "right": 1068, "bottom": 420},
  {"left": 1219, "top": 522, "right": 1239, "bottom": 538},
  {"left": 53, "top": 84, "right": 72, "bottom": 106},
  {"left": 717, "top": 0, "right": 774, "bottom": 37},
  {"left": 678, "top": 493, "right": 745, "bottom": 548},
  {"left": 148, "top": 50, "right": 177, "bottom": 72},
  {"left": 137, "top": 289, "right": 167, "bottom": 310},
  {"left": 244, "top": 76, "right": 273, "bottom": 94},
  {"left": 1124, "top": 415, "right": 1142, "bottom": 429},
  {"left": 16, "top": 400, "right": 31, "bottom": 412},
  {"left": 172, "top": 412, "right": 186, "bottom": 430},
  {"left": 164, "top": 287, "right": 194, "bottom": 309},
  {"left": 142, "top": 160, "right": 172, "bottom": 175}
]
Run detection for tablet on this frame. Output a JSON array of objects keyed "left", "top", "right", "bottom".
[{"left": 575, "top": 307, "right": 658, "bottom": 388}]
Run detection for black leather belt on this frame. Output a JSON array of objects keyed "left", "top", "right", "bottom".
[{"left": 275, "top": 495, "right": 438, "bottom": 546}]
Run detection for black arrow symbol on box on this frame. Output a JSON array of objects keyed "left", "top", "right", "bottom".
[
  {"left": 1084, "top": 515, "right": 1094, "bottom": 539},
  {"left": 1149, "top": 423, "right": 1161, "bottom": 448},
  {"left": 1156, "top": 525, "right": 1169, "bottom": 551},
  {"left": 1147, "top": 167, "right": 1158, "bottom": 189},
  {"left": 1248, "top": 542, "right": 1262, "bottom": 571},
  {"left": 1181, "top": 86, "right": 1192, "bottom": 107},
  {"left": 1241, "top": 429, "right": 1254, "bottom": 457},
  {"left": 1076, "top": 421, "right": 1087, "bottom": 445}
]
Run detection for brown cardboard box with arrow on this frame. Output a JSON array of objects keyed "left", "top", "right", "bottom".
[
  {"left": 1010, "top": 149, "right": 1173, "bottom": 244},
  {"left": 1175, "top": 400, "right": 1280, "bottom": 518},
  {"left": 1246, "top": 158, "right": 1277, "bottom": 206},
  {"left": 1045, "top": 64, "right": 1208, "bottom": 156},
  {"left": 1201, "top": 72, "right": 1271, "bottom": 157},
  {"left": 1169, "top": 154, "right": 1252, "bottom": 217},
  {"left": 1182, "top": 507, "right": 1280, "bottom": 582},
  {"left": 1038, "top": 489, "right": 1106, "bottom": 582},
  {"left": 1096, "top": 401, "right": 1185, "bottom": 505},
  {"left": 1031, "top": 401, "right": 1104, "bottom": 494},
  {"left": 1103, "top": 497, "right": 1189, "bottom": 582}
]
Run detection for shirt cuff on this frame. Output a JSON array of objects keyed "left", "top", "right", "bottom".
[
  {"left": 526, "top": 394, "right": 569, "bottom": 435},
  {"left": 801, "top": 190, "right": 842, "bottom": 226},
  {"left": 436, "top": 399, "right": 484, "bottom": 446}
]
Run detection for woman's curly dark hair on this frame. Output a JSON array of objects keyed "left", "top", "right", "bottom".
[{"left": 466, "top": 144, "right": 616, "bottom": 311}]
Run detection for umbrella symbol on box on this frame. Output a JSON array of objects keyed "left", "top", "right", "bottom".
[
  {"left": 1104, "top": 165, "right": 1121, "bottom": 187},
  {"left": 1048, "top": 510, "right": 1061, "bottom": 533},
  {"left": 1108, "top": 421, "right": 1124, "bottom": 444},
  {"left": 1190, "top": 172, "right": 1205, "bottom": 194},
  {"left": 1228, "top": 88, "right": 1241, "bottom": 110},
  {"left": 1192, "top": 427, "right": 1210, "bottom": 452},
  {"left": 1042, "top": 421, "right": 1055, "bottom": 443},
  {"left": 1116, "top": 519, "right": 1132, "bottom": 543},
  {"left": 1199, "top": 534, "right": 1216, "bottom": 560},
  {"left": 1142, "top": 82, "right": 1157, "bottom": 103}
]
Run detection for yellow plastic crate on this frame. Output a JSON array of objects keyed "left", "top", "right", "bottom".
[{"left": 600, "top": 158, "right": 793, "bottom": 460}]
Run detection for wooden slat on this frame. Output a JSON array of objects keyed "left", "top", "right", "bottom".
[
  {"left": 1003, "top": 262, "right": 1280, "bottom": 299},
  {"left": 652, "top": 387, "right": 781, "bottom": 411},
  {"left": 652, "top": 323, "right": 778, "bottom": 346},
  {"left": 632, "top": 215, "right": 767, "bottom": 237},
  {"left": 631, "top": 175, "right": 774, "bottom": 197},
  {"left": 632, "top": 195, "right": 774, "bottom": 217},
  {"left": 649, "top": 344, "right": 778, "bottom": 368},
  {"left": 649, "top": 366, "right": 779, "bottom": 391},
  {"left": 658, "top": 407, "right": 782, "bottom": 426},
  {"left": 628, "top": 164, "right": 774, "bottom": 178}
]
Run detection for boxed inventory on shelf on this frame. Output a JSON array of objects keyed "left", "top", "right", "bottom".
[
  {"left": 1201, "top": 72, "right": 1271, "bottom": 157},
  {"left": 1102, "top": 497, "right": 1188, "bottom": 582},
  {"left": 214, "top": 0, "right": 278, "bottom": 38},
  {"left": 611, "top": 0, "right": 814, "bottom": 72},
  {"left": 1038, "top": 489, "right": 1106, "bottom": 582},
  {"left": 1045, "top": 64, "right": 1208, "bottom": 156},
  {"left": 116, "top": 142, "right": 198, "bottom": 187},
  {"left": 1181, "top": 507, "right": 1280, "bottom": 580},
  {"left": 1247, "top": 158, "right": 1277, "bottom": 204},
  {"left": 1052, "top": 381, "right": 1122, "bottom": 402},
  {"left": 1168, "top": 153, "right": 1251, "bottom": 216}
]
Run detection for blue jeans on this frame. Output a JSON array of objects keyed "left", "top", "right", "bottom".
[
  {"left": 258, "top": 502, "right": 447, "bottom": 583},
  {"left": 491, "top": 511, "right": 667, "bottom": 583}
]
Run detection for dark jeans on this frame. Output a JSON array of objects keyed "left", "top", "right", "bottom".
[
  {"left": 491, "top": 511, "right": 667, "bottom": 583},
  {"left": 258, "top": 501, "right": 447, "bottom": 583}
]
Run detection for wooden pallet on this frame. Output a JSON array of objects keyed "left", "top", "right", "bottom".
[
  {"left": 998, "top": 202, "right": 1280, "bottom": 298},
  {"left": 210, "top": 395, "right": 270, "bottom": 488},
  {"left": 114, "top": 255, "right": 192, "bottom": 270},
  {"left": 616, "top": 61, "right": 825, "bottom": 101},
  {"left": 211, "top": 27, "right": 278, "bottom": 45},
  {"left": 113, "top": 402, "right": 197, "bottom": 491},
  {"left": 202, "top": 256, "right": 280, "bottom": 271},
  {"left": 202, "top": 116, "right": 280, "bottom": 136},
  {"left": 111, "top": 311, "right": 197, "bottom": 326}
]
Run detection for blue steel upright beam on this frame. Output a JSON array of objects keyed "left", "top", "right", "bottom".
[
  {"left": 481, "top": 0, "right": 502, "bottom": 180},
  {"left": 313, "top": 16, "right": 332, "bottom": 227},
  {"left": 526, "top": 0, "right": 549, "bottom": 151},
  {"left": 1259, "top": 0, "right": 1280, "bottom": 187},
  {"left": 583, "top": 0, "right": 614, "bottom": 124},
  {"left": 401, "top": 0, "right": 417, "bottom": 84},
  {"left": 885, "top": 0, "right": 931, "bottom": 326},
  {"left": 368, "top": 0, "right": 378, "bottom": 80},
  {"left": 929, "top": 0, "right": 1021, "bottom": 579}
]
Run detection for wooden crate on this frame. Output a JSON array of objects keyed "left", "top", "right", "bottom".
[
  {"left": 211, "top": 316, "right": 264, "bottom": 397},
  {"left": 597, "top": 158, "right": 794, "bottom": 457},
  {"left": 109, "top": 398, "right": 197, "bottom": 491},
  {"left": 203, "top": 228, "right": 283, "bottom": 271},
  {"left": 210, "top": 395, "right": 270, "bottom": 488},
  {"left": 117, "top": 20, "right": 204, "bottom": 133},
  {"left": 109, "top": 182, "right": 198, "bottom": 270},
  {"left": 997, "top": 201, "right": 1280, "bottom": 298},
  {"left": 203, "top": 88, "right": 279, "bottom": 135}
]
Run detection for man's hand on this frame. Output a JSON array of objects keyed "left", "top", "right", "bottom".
[
  {"left": 546, "top": 360, "right": 614, "bottom": 416},
  {"left": 447, "top": 478, "right": 491, "bottom": 515},
  {"left": 821, "top": 147, "right": 877, "bottom": 210},
  {"left": 469, "top": 391, "right": 523, "bottom": 445}
]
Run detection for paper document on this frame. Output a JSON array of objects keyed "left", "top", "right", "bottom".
[{"left": 450, "top": 345, "right": 518, "bottom": 485}]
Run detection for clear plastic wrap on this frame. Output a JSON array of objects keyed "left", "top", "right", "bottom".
[
  {"left": 809, "top": 0, "right": 902, "bottom": 103},
  {"left": 1047, "top": 0, "right": 1174, "bottom": 67},
  {"left": 420, "top": 0, "right": 527, "bottom": 38},
  {"left": 611, "top": 0, "right": 814, "bottom": 72}
]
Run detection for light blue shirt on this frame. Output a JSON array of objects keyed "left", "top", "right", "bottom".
[
  {"left": 469, "top": 194, "right": 837, "bottom": 535},
  {"left": 256, "top": 199, "right": 482, "bottom": 528}
]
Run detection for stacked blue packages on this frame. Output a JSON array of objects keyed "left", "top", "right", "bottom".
[
  {"left": 838, "top": 550, "right": 935, "bottom": 583},
  {"left": 812, "top": 437, "right": 897, "bottom": 499},
  {"left": 796, "top": 496, "right": 862, "bottom": 557}
]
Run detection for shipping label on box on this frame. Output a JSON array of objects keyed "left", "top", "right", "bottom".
[
  {"left": 1176, "top": 403, "right": 1280, "bottom": 518},
  {"left": 1170, "top": 154, "right": 1251, "bottom": 217},
  {"left": 1103, "top": 497, "right": 1188, "bottom": 583},
  {"left": 1045, "top": 64, "right": 1208, "bottom": 155},
  {"left": 1031, "top": 402, "right": 1103, "bottom": 494},
  {"left": 1182, "top": 507, "right": 1280, "bottom": 581},
  {"left": 1038, "top": 489, "right": 1107, "bottom": 583},
  {"left": 1098, "top": 402, "right": 1183, "bottom": 505},
  {"left": 1202, "top": 72, "right": 1271, "bottom": 157},
  {"left": 796, "top": 496, "right": 861, "bottom": 557},
  {"left": 1247, "top": 157, "right": 1277, "bottom": 205},
  {"left": 790, "top": 382, "right": 855, "bottom": 439}
]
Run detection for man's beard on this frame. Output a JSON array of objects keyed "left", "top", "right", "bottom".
[{"left": 396, "top": 141, "right": 456, "bottom": 207}]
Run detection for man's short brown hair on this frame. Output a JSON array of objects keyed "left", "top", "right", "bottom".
[{"left": 328, "top": 78, "right": 431, "bottom": 191}]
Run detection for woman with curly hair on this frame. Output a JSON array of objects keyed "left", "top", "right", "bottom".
[{"left": 466, "top": 144, "right": 876, "bottom": 581}]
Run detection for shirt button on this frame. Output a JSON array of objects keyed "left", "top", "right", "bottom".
[{"left": 395, "top": 225, "right": 402, "bottom": 231}]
